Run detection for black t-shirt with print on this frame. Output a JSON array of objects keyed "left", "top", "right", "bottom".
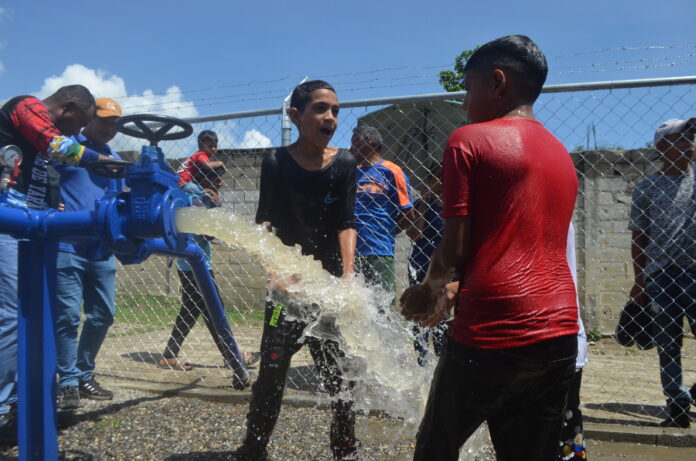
[{"left": 255, "top": 147, "right": 356, "bottom": 277}]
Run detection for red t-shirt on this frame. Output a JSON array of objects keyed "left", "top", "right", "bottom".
[
  {"left": 443, "top": 117, "right": 579, "bottom": 349},
  {"left": 177, "top": 150, "right": 210, "bottom": 185}
]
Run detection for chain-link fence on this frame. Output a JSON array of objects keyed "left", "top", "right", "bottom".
[{"left": 101, "top": 76, "right": 696, "bottom": 427}]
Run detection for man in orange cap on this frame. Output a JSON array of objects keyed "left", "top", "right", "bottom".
[{"left": 53, "top": 97, "right": 124, "bottom": 410}]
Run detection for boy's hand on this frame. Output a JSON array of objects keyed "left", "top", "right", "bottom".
[
  {"left": 420, "top": 281, "right": 457, "bottom": 328},
  {"left": 268, "top": 270, "right": 302, "bottom": 295},
  {"left": 204, "top": 188, "right": 220, "bottom": 203},
  {"left": 400, "top": 283, "right": 439, "bottom": 322}
]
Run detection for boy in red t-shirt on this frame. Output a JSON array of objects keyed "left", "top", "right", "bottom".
[
  {"left": 177, "top": 130, "right": 225, "bottom": 195},
  {"left": 401, "top": 35, "right": 579, "bottom": 461}
]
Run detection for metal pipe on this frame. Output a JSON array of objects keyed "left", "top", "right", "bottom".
[
  {"left": 0, "top": 207, "right": 99, "bottom": 241},
  {"left": 179, "top": 75, "right": 696, "bottom": 124},
  {"left": 17, "top": 239, "right": 58, "bottom": 461},
  {"left": 138, "top": 239, "right": 248, "bottom": 383}
]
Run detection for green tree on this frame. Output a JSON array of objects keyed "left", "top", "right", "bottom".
[{"left": 439, "top": 47, "right": 479, "bottom": 92}]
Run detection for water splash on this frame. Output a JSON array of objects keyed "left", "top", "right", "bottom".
[{"left": 176, "top": 207, "right": 492, "bottom": 457}]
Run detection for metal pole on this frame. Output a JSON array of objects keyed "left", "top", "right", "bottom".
[
  {"left": 17, "top": 239, "right": 58, "bottom": 461},
  {"left": 281, "top": 77, "right": 309, "bottom": 146}
]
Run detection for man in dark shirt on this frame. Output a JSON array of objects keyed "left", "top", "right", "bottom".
[
  {"left": 234, "top": 80, "right": 358, "bottom": 461},
  {"left": 0, "top": 84, "right": 99, "bottom": 445}
]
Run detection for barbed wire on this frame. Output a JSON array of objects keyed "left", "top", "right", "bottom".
[
  {"left": 552, "top": 54, "right": 696, "bottom": 70},
  {"left": 552, "top": 60, "right": 696, "bottom": 75},
  {"left": 104, "top": 44, "right": 696, "bottom": 105},
  {"left": 550, "top": 44, "right": 696, "bottom": 59},
  {"left": 118, "top": 75, "right": 439, "bottom": 112}
]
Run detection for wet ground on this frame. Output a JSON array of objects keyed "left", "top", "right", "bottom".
[
  {"left": 589, "top": 440, "right": 696, "bottom": 460},
  {"left": 2, "top": 382, "right": 696, "bottom": 460}
]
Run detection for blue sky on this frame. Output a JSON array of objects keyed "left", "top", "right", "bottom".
[{"left": 0, "top": 0, "right": 695, "bottom": 152}]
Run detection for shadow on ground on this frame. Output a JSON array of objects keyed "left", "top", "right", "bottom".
[
  {"left": 165, "top": 452, "right": 237, "bottom": 460},
  {"left": 56, "top": 381, "right": 202, "bottom": 431},
  {"left": 286, "top": 365, "right": 324, "bottom": 393},
  {"left": 584, "top": 402, "right": 696, "bottom": 426}
]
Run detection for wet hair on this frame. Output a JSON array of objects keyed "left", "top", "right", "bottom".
[
  {"left": 289, "top": 80, "right": 336, "bottom": 111},
  {"left": 464, "top": 35, "right": 548, "bottom": 103},
  {"left": 49, "top": 85, "right": 95, "bottom": 111},
  {"left": 352, "top": 124, "right": 383, "bottom": 152},
  {"left": 198, "top": 130, "right": 218, "bottom": 145}
]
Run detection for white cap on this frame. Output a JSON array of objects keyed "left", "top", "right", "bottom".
[{"left": 654, "top": 118, "right": 696, "bottom": 146}]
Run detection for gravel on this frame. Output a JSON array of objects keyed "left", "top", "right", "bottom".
[{"left": 0, "top": 385, "right": 495, "bottom": 460}]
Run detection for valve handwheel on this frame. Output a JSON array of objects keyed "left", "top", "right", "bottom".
[
  {"left": 83, "top": 158, "right": 132, "bottom": 179},
  {"left": 115, "top": 114, "right": 194, "bottom": 146}
]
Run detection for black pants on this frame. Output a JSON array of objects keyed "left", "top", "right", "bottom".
[
  {"left": 243, "top": 298, "right": 357, "bottom": 459},
  {"left": 163, "top": 270, "right": 229, "bottom": 361},
  {"left": 414, "top": 334, "right": 577, "bottom": 461},
  {"left": 559, "top": 369, "right": 585, "bottom": 459}
]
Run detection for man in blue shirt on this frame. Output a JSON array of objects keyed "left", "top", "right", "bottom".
[
  {"left": 53, "top": 98, "right": 123, "bottom": 409},
  {"left": 351, "top": 124, "right": 418, "bottom": 297}
]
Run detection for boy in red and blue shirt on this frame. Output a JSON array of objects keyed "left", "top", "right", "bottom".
[{"left": 177, "top": 130, "right": 225, "bottom": 196}]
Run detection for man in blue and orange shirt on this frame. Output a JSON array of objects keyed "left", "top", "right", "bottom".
[{"left": 351, "top": 124, "right": 418, "bottom": 297}]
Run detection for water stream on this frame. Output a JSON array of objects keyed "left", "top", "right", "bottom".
[{"left": 176, "top": 206, "right": 490, "bottom": 459}]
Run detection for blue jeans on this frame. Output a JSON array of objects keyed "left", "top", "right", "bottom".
[
  {"left": 0, "top": 234, "right": 18, "bottom": 414},
  {"left": 647, "top": 270, "right": 696, "bottom": 409},
  {"left": 54, "top": 251, "right": 116, "bottom": 388}
]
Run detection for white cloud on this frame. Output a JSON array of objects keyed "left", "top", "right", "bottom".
[
  {"left": 0, "top": 60, "right": 4, "bottom": 75},
  {"left": 36, "top": 64, "right": 198, "bottom": 119},
  {"left": 0, "top": 7, "right": 8, "bottom": 20},
  {"left": 238, "top": 129, "right": 272, "bottom": 148},
  {"left": 35, "top": 64, "right": 201, "bottom": 157}
]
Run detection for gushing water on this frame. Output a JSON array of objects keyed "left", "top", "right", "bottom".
[{"left": 176, "top": 207, "right": 491, "bottom": 457}]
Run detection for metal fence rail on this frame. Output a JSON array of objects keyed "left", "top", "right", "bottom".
[{"left": 102, "top": 76, "right": 696, "bottom": 427}]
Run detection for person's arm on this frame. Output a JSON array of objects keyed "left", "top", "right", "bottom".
[
  {"left": 398, "top": 206, "right": 421, "bottom": 241},
  {"left": 255, "top": 152, "right": 275, "bottom": 226},
  {"left": 400, "top": 216, "right": 470, "bottom": 326},
  {"left": 630, "top": 230, "right": 648, "bottom": 305},
  {"left": 338, "top": 228, "right": 357, "bottom": 277},
  {"left": 10, "top": 97, "right": 103, "bottom": 165},
  {"left": 201, "top": 159, "right": 225, "bottom": 170},
  {"left": 400, "top": 136, "right": 474, "bottom": 326},
  {"left": 335, "top": 152, "right": 358, "bottom": 278},
  {"left": 390, "top": 166, "right": 420, "bottom": 240},
  {"left": 628, "top": 182, "right": 650, "bottom": 306}
]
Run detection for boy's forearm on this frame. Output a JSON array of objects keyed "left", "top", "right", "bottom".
[
  {"left": 337, "top": 228, "right": 357, "bottom": 276},
  {"left": 398, "top": 207, "right": 421, "bottom": 241},
  {"left": 631, "top": 230, "right": 647, "bottom": 284},
  {"left": 423, "top": 216, "right": 470, "bottom": 290}
]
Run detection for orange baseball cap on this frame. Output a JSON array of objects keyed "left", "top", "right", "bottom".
[{"left": 95, "top": 97, "right": 122, "bottom": 118}]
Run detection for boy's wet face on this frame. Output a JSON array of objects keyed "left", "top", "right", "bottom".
[{"left": 293, "top": 89, "right": 339, "bottom": 147}]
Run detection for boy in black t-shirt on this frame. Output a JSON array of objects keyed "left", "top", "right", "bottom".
[{"left": 233, "top": 80, "right": 358, "bottom": 461}]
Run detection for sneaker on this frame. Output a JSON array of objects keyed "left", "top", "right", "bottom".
[
  {"left": 57, "top": 386, "right": 82, "bottom": 410},
  {"left": 659, "top": 405, "right": 690, "bottom": 428},
  {"left": 231, "top": 443, "right": 269, "bottom": 461},
  {"left": 79, "top": 379, "right": 113, "bottom": 401}
]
